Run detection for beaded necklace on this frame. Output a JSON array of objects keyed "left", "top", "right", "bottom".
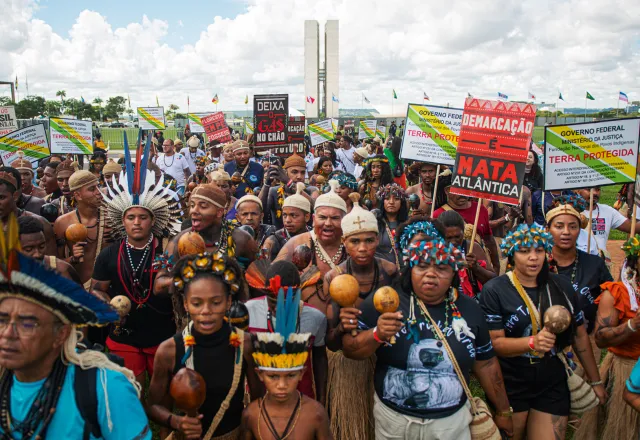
[
  {"left": 117, "top": 237, "right": 156, "bottom": 308},
  {"left": 258, "top": 392, "right": 302, "bottom": 440}
]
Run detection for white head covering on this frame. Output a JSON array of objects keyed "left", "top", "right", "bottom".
[
  {"left": 341, "top": 194, "right": 378, "bottom": 238},
  {"left": 235, "top": 194, "right": 263, "bottom": 210},
  {"left": 187, "top": 135, "right": 200, "bottom": 148},
  {"left": 314, "top": 180, "right": 347, "bottom": 213},
  {"left": 282, "top": 183, "right": 311, "bottom": 213}
]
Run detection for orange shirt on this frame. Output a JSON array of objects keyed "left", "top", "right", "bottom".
[{"left": 597, "top": 281, "right": 640, "bottom": 359}]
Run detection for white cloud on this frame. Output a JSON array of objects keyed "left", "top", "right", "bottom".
[
  {"left": 4, "top": 0, "right": 640, "bottom": 114},
  {"left": 177, "top": 20, "right": 183, "bottom": 27}
]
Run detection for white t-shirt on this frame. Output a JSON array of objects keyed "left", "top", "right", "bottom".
[
  {"left": 576, "top": 229, "right": 599, "bottom": 256},
  {"left": 179, "top": 148, "right": 206, "bottom": 174},
  {"left": 583, "top": 203, "right": 628, "bottom": 252},
  {"left": 335, "top": 147, "right": 356, "bottom": 174},
  {"left": 353, "top": 164, "right": 364, "bottom": 180},
  {"left": 154, "top": 153, "right": 190, "bottom": 187}
]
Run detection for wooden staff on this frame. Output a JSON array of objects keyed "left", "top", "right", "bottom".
[
  {"left": 631, "top": 203, "right": 637, "bottom": 239},
  {"left": 587, "top": 188, "right": 594, "bottom": 254},
  {"left": 469, "top": 198, "right": 483, "bottom": 251},
  {"left": 430, "top": 164, "right": 441, "bottom": 218}
]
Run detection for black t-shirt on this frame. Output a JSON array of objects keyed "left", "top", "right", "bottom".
[
  {"left": 479, "top": 274, "right": 584, "bottom": 365},
  {"left": 556, "top": 250, "right": 612, "bottom": 333},
  {"left": 92, "top": 239, "right": 175, "bottom": 348},
  {"left": 359, "top": 287, "right": 495, "bottom": 419}
]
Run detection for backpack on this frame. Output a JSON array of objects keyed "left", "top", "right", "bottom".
[{"left": 74, "top": 367, "right": 102, "bottom": 440}]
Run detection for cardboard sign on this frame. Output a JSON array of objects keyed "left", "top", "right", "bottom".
[
  {"left": 245, "top": 120, "right": 254, "bottom": 134},
  {"left": 0, "top": 124, "right": 50, "bottom": 167},
  {"left": 187, "top": 113, "right": 209, "bottom": 133},
  {"left": 450, "top": 98, "right": 537, "bottom": 204},
  {"left": 358, "top": 120, "right": 377, "bottom": 139},
  {"left": 400, "top": 104, "right": 463, "bottom": 166},
  {"left": 308, "top": 120, "right": 334, "bottom": 146},
  {"left": 544, "top": 118, "right": 640, "bottom": 191},
  {"left": 200, "top": 112, "right": 232, "bottom": 144},
  {"left": 0, "top": 106, "right": 18, "bottom": 137},
  {"left": 137, "top": 107, "right": 166, "bottom": 130},
  {"left": 49, "top": 117, "right": 93, "bottom": 155},
  {"left": 286, "top": 117, "right": 306, "bottom": 155},
  {"left": 254, "top": 94, "right": 288, "bottom": 147},
  {"left": 376, "top": 123, "right": 387, "bottom": 139}
]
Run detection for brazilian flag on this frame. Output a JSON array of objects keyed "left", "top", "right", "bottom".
[{"left": 586, "top": 91, "right": 595, "bottom": 100}]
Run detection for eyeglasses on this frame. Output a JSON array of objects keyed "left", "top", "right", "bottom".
[{"left": 0, "top": 319, "right": 42, "bottom": 337}]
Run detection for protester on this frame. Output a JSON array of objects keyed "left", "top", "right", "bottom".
[
  {"left": 331, "top": 172, "right": 358, "bottom": 213},
  {"left": 342, "top": 236, "right": 513, "bottom": 439},
  {"left": 185, "top": 156, "right": 209, "bottom": 187},
  {"left": 207, "top": 140, "right": 222, "bottom": 165},
  {"left": 324, "top": 195, "right": 398, "bottom": 439},
  {"left": 224, "top": 141, "right": 264, "bottom": 199},
  {"left": 93, "top": 132, "right": 107, "bottom": 153},
  {"left": 405, "top": 162, "right": 450, "bottom": 215},
  {"left": 359, "top": 155, "right": 393, "bottom": 209},
  {"left": 10, "top": 153, "right": 46, "bottom": 199},
  {"left": 531, "top": 188, "right": 573, "bottom": 227},
  {"left": 246, "top": 261, "right": 328, "bottom": 403},
  {"left": 102, "top": 159, "right": 122, "bottom": 191},
  {"left": 0, "top": 214, "right": 152, "bottom": 439},
  {"left": 221, "top": 143, "right": 235, "bottom": 165},
  {"left": 314, "top": 156, "right": 335, "bottom": 180},
  {"left": 352, "top": 146, "right": 368, "bottom": 181},
  {"left": 235, "top": 195, "right": 276, "bottom": 248},
  {"left": 154, "top": 139, "right": 191, "bottom": 196},
  {"left": 48, "top": 159, "right": 76, "bottom": 217},
  {"left": 180, "top": 135, "right": 206, "bottom": 174},
  {"left": 89, "top": 151, "right": 107, "bottom": 187},
  {"left": 375, "top": 183, "right": 408, "bottom": 268},
  {"left": 576, "top": 234, "right": 640, "bottom": 439},
  {"left": 480, "top": 225, "right": 604, "bottom": 440},
  {"left": 523, "top": 148, "right": 543, "bottom": 193},
  {"left": 336, "top": 135, "right": 356, "bottom": 175},
  {"left": 148, "top": 252, "right": 260, "bottom": 439},
  {"left": 209, "top": 170, "right": 237, "bottom": 220},
  {"left": 388, "top": 121, "right": 397, "bottom": 137},
  {"left": 262, "top": 183, "right": 311, "bottom": 260},
  {"left": 40, "top": 161, "right": 61, "bottom": 199},
  {"left": 576, "top": 186, "right": 631, "bottom": 253}
]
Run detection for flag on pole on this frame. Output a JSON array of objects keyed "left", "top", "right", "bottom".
[
  {"left": 212, "top": 94, "right": 219, "bottom": 104},
  {"left": 306, "top": 96, "right": 315, "bottom": 104},
  {"left": 619, "top": 91, "right": 629, "bottom": 103},
  {"left": 558, "top": 92, "right": 565, "bottom": 101},
  {"left": 586, "top": 91, "right": 595, "bottom": 100},
  {"left": 467, "top": 92, "right": 472, "bottom": 98},
  {"left": 244, "top": 95, "right": 248, "bottom": 105},
  {"left": 498, "top": 92, "right": 509, "bottom": 100},
  {"left": 393, "top": 89, "right": 398, "bottom": 99},
  {"left": 528, "top": 91, "right": 536, "bottom": 100},
  {"left": 363, "top": 94, "right": 370, "bottom": 104},
  {"left": 128, "top": 95, "right": 131, "bottom": 108},
  {"left": 81, "top": 96, "right": 85, "bottom": 104},
  {"left": 187, "top": 96, "right": 190, "bottom": 106},
  {"left": 423, "top": 92, "right": 430, "bottom": 101},
  {"left": 14, "top": 76, "right": 18, "bottom": 90},
  {"left": 156, "top": 96, "right": 160, "bottom": 106},
  {"left": 332, "top": 94, "right": 339, "bottom": 103}
]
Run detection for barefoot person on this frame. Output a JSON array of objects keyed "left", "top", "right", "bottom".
[
  {"left": 241, "top": 289, "right": 332, "bottom": 440},
  {"left": 148, "top": 252, "right": 261, "bottom": 439}
]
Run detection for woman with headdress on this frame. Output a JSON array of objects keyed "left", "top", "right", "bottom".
[
  {"left": 548, "top": 194, "right": 599, "bottom": 256},
  {"left": 480, "top": 225, "right": 604, "bottom": 439},
  {"left": 359, "top": 155, "right": 393, "bottom": 209},
  {"left": 375, "top": 183, "right": 409, "bottom": 269},
  {"left": 89, "top": 151, "right": 107, "bottom": 187},
  {"left": 186, "top": 156, "right": 210, "bottom": 187},
  {"left": 574, "top": 234, "right": 640, "bottom": 440},
  {"left": 148, "top": 252, "right": 261, "bottom": 440},
  {"left": 329, "top": 172, "right": 358, "bottom": 213},
  {"left": 342, "top": 234, "right": 513, "bottom": 439}
]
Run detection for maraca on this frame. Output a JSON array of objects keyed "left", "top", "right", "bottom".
[
  {"left": 408, "top": 194, "right": 420, "bottom": 212},
  {"left": 187, "top": 181, "right": 197, "bottom": 192},
  {"left": 40, "top": 203, "right": 58, "bottom": 223},
  {"left": 226, "top": 300, "right": 249, "bottom": 331},
  {"left": 170, "top": 368, "right": 207, "bottom": 440},
  {"left": 373, "top": 286, "right": 400, "bottom": 343},
  {"left": 178, "top": 231, "right": 206, "bottom": 257},
  {"left": 292, "top": 244, "right": 313, "bottom": 271},
  {"left": 329, "top": 274, "right": 360, "bottom": 336},
  {"left": 231, "top": 171, "right": 243, "bottom": 184},
  {"left": 65, "top": 223, "right": 88, "bottom": 263},
  {"left": 544, "top": 305, "right": 572, "bottom": 334},
  {"left": 110, "top": 295, "right": 131, "bottom": 317}
]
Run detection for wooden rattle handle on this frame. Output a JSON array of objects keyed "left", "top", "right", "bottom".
[{"left": 350, "top": 329, "right": 357, "bottom": 337}]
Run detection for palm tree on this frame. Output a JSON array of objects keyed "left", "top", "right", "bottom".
[
  {"left": 93, "top": 97, "right": 103, "bottom": 121},
  {"left": 56, "top": 90, "right": 66, "bottom": 103}
]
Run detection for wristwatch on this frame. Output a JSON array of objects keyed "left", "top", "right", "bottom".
[{"left": 495, "top": 406, "right": 513, "bottom": 418}]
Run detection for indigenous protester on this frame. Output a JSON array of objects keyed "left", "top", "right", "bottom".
[
  {"left": 480, "top": 225, "right": 604, "bottom": 440},
  {"left": 207, "top": 140, "right": 222, "bottom": 165},
  {"left": 336, "top": 135, "right": 356, "bottom": 175},
  {"left": 545, "top": 194, "right": 599, "bottom": 256},
  {"left": 180, "top": 135, "right": 207, "bottom": 174},
  {"left": 102, "top": 159, "right": 122, "bottom": 191},
  {"left": 235, "top": 195, "right": 276, "bottom": 248},
  {"left": 241, "top": 299, "right": 331, "bottom": 439},
  {"left": 90, "top": 165, "right": 181, "bottom": 387},
  {"left": 245, "top": 261, "right": 328, "bottom": 403},
  {"left": 93, "top": 132, "right": 107, "bottom": 153},
  {"left": 314, "top": 157, "right": 335, "bottom": 180},
  {"left": 222, "top": 143, "right": 235, "bottom": 165},
  {"left": 275, "top": 180, "right": 347, "bottom": 314},
  {"left": 262, "top": 183, "right": 311, "bottom": 261},
  {"left": 523, "top": 148, "right": 543, "bottom": 193},
  {"left": 433, "top": 185, "right": 500, "bottom": 271},
  {"left": 17, "top": 215, "right": 80, "bottom": 283},
  {"left": 531, "top": 188, "right": 573, "bottom": 227},
  {"left": 88, "top": 151, "right": 107, "bottom": 187},
  {"left": 148, "top": 252, "right": 260, "bottom": 439},
  {"left": 0, "top": 216, "right": 152, "bottom": 439},
  {"left": 352, "top": 147, "right": 368, "bottom": 181},
  {"left": 435, "top": 210, "right": 496, "bottom": 299},
  {"left": 10, "top": 153, "right": 46, "bottom": 199},
  {"left": 576, "top": 186, "right": 631, "bottom": 253},
  {"left": 53, "top": 170, "right": 108, "bottom": 290},
  {"left": 375, "top": 183, "right": 409, "bottom": 269},
  {"left": 154, "top": 139, "right": 191, "bottom": 196},
  {"left": 331, "top": 172, "right": 358, "bottom": 213},
  {"left": 0, "top": 164, "right": 44, "bottom": 217},
  {"left": 40, "top": 161, "right": 61, "bottom": 199},
  {"left": 576, "top": 235, "right": 640, "bottom": 440},
  {"left": 405, "top": 162, "right": 450, "bottom": 215},
  {"left": 155, "top": 184, "right": 257, "bottom": 297},
  {"left": 0, "top": 169, "right": 56, "bottom": 256},
  {"left": 224, "top": 141, "right": 264, "bottom": 199},
  {"left": 209, "top": 170, "right": 237, "bottom": 220},
  {"left": 186, "top": 156, "right": 209, "bottom": 187},
  {"left": 359, "top": 155, "right": 393, "bottom": 209},
  {"left": 324, "top": 195, "right": 398, "bottom": 440},
  {"left": 47, "top": 159, "right": 76, "bottom": 217},
  {"left": 343, "top": 236, "right": 513, "bottom": 440}
]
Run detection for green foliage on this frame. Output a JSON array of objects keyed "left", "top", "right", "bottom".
[
  {"left": 0, "top": 97, "right": 13, "bottom": 106},
  {"left": 165, "top": 104, "right": 180, "bottom": 120},
  {"left": 104, "top": 96, "right": 127, "bottom": 120},
  {"left": 15, "top": 95, "right": 46, "bottom": 118}
]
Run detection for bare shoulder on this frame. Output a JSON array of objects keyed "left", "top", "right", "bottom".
[
  {"left": 275, "top": 232, "right": 310, "bottom": 261},
  {"left": 53, "top": 211, "right": 75, "bottom": 235},
  {"left": 406, "top": 184, "right": 418, "bottom": 194},
  {"left": 56, "top": 260, "right": 82, "bottom": 284},
  {"left": 243, "top": 398, "right": 260, "bottom": 418},
  {"left": 379, "top": 258, "right": 398, "bottom": 277},
  {"left": 155, "top": 336, "right": 177, "bottom": 366},
  {"left": 301, "top": 395, "right": 329, "bottom": 422}
]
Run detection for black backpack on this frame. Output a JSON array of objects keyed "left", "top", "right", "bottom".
[{"left": 74, "top": 367, "right": 101, "bottom": 440}]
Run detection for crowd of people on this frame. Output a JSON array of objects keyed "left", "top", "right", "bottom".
[{"left": 0, "top": 121, "right": 638, "bottom": 440}]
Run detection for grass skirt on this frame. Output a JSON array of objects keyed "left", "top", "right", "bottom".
[
  {"left": 574, "top": 352, "right": 639, "bottom": 440},
  {"left": 326, "top": 349, "right": 376, "bottom": 440}
]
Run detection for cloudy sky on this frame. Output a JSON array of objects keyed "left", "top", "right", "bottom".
[{"left": 2, "top": 0, "right": 639, "bottom": 114}]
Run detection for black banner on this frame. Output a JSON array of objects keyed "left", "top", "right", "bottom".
[{"left": 254, "top": 94, "right": 288, "bottom": 148}]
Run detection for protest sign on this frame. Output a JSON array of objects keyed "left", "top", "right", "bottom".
[
  {"left": 400, "top": 104, "right": 462, "bottom": 166},
  {"left": 0, "top": 106, "right": 18, "bottom": 137},
  {"left": 450, "top": 98, "right": 537, "bottom": 204},
  {"left": 137, "top": 107, "right": 166, "bottom": 130},
  {"left": 358, "top": 120, "right": 377, "bottom": 139},
  {"left": 308, "top": 120, "right": 334, "bottom": 147},
  {"left": 49, "top": 117, "right": 93, "bottom": 155},
  {"left": 544, "top": 118, "right": 640, "bottom": 191},
  {"left": 285, "top": 117, "right": 306, "bottom": 155},
  {"left": 376, "top": 123, "right": 387, "bottom": 139},
  {"left": 200, "top": 112, "right": 232, "bottom": 144},
  {"left": 254, "top": 94, "right": 288, "bottom": 147},
  {"left": 0, "top": 124, "right": 50, "bottom": 167},
  {"left": 331, "top": 118, "right": 338, "bottom": 133},
  {"left": 245, "top": 120, "right": 254, "bottom": 134},
  {"left": 187, "top": 113, "right": 209, "bottom": 133}
]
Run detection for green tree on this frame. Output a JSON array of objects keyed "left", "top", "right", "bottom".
[
  {"left": 15, "top": 96, "right": 46, "bottom": 118},
  {"left": 0, "top": 97, "right": 14, "bottom": 107},
  {"left": 165, "top": 103, "right": 180, "bottom": 120},
  {"left": 45, "top": 100, "right": 62, "bottom": 117},
  {"left": 104, "top": 96, "right": 127, "bottom": 120},
  {"left": 93, "top": 97, "right": 104, "bottom": 121},
  {"left": 55, "top": 90, "right": 66, "bottom": 104}
]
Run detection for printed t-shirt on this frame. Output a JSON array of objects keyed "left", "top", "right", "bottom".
[
  {"left": 224, "top": 161, "right": 264, "bottom": 199},
  {"left": 179, "top": 147, "right": 206, "bottom": 174},
  {"left": 584, "top": 203, "right": 627, "bottom": 252},
  {"left": 359, "top": 289, "right": 495, "bottom": 419},
  {"left": 433, "top": 201, "right": 493, "bottom": 237}
]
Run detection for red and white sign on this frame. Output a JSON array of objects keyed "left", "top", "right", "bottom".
[
  {"left": 200, "top": 112, "right": 232, "bottom": 144},
  {"left": 450, "top": 98, "right": 537, "bottom": 205}
]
